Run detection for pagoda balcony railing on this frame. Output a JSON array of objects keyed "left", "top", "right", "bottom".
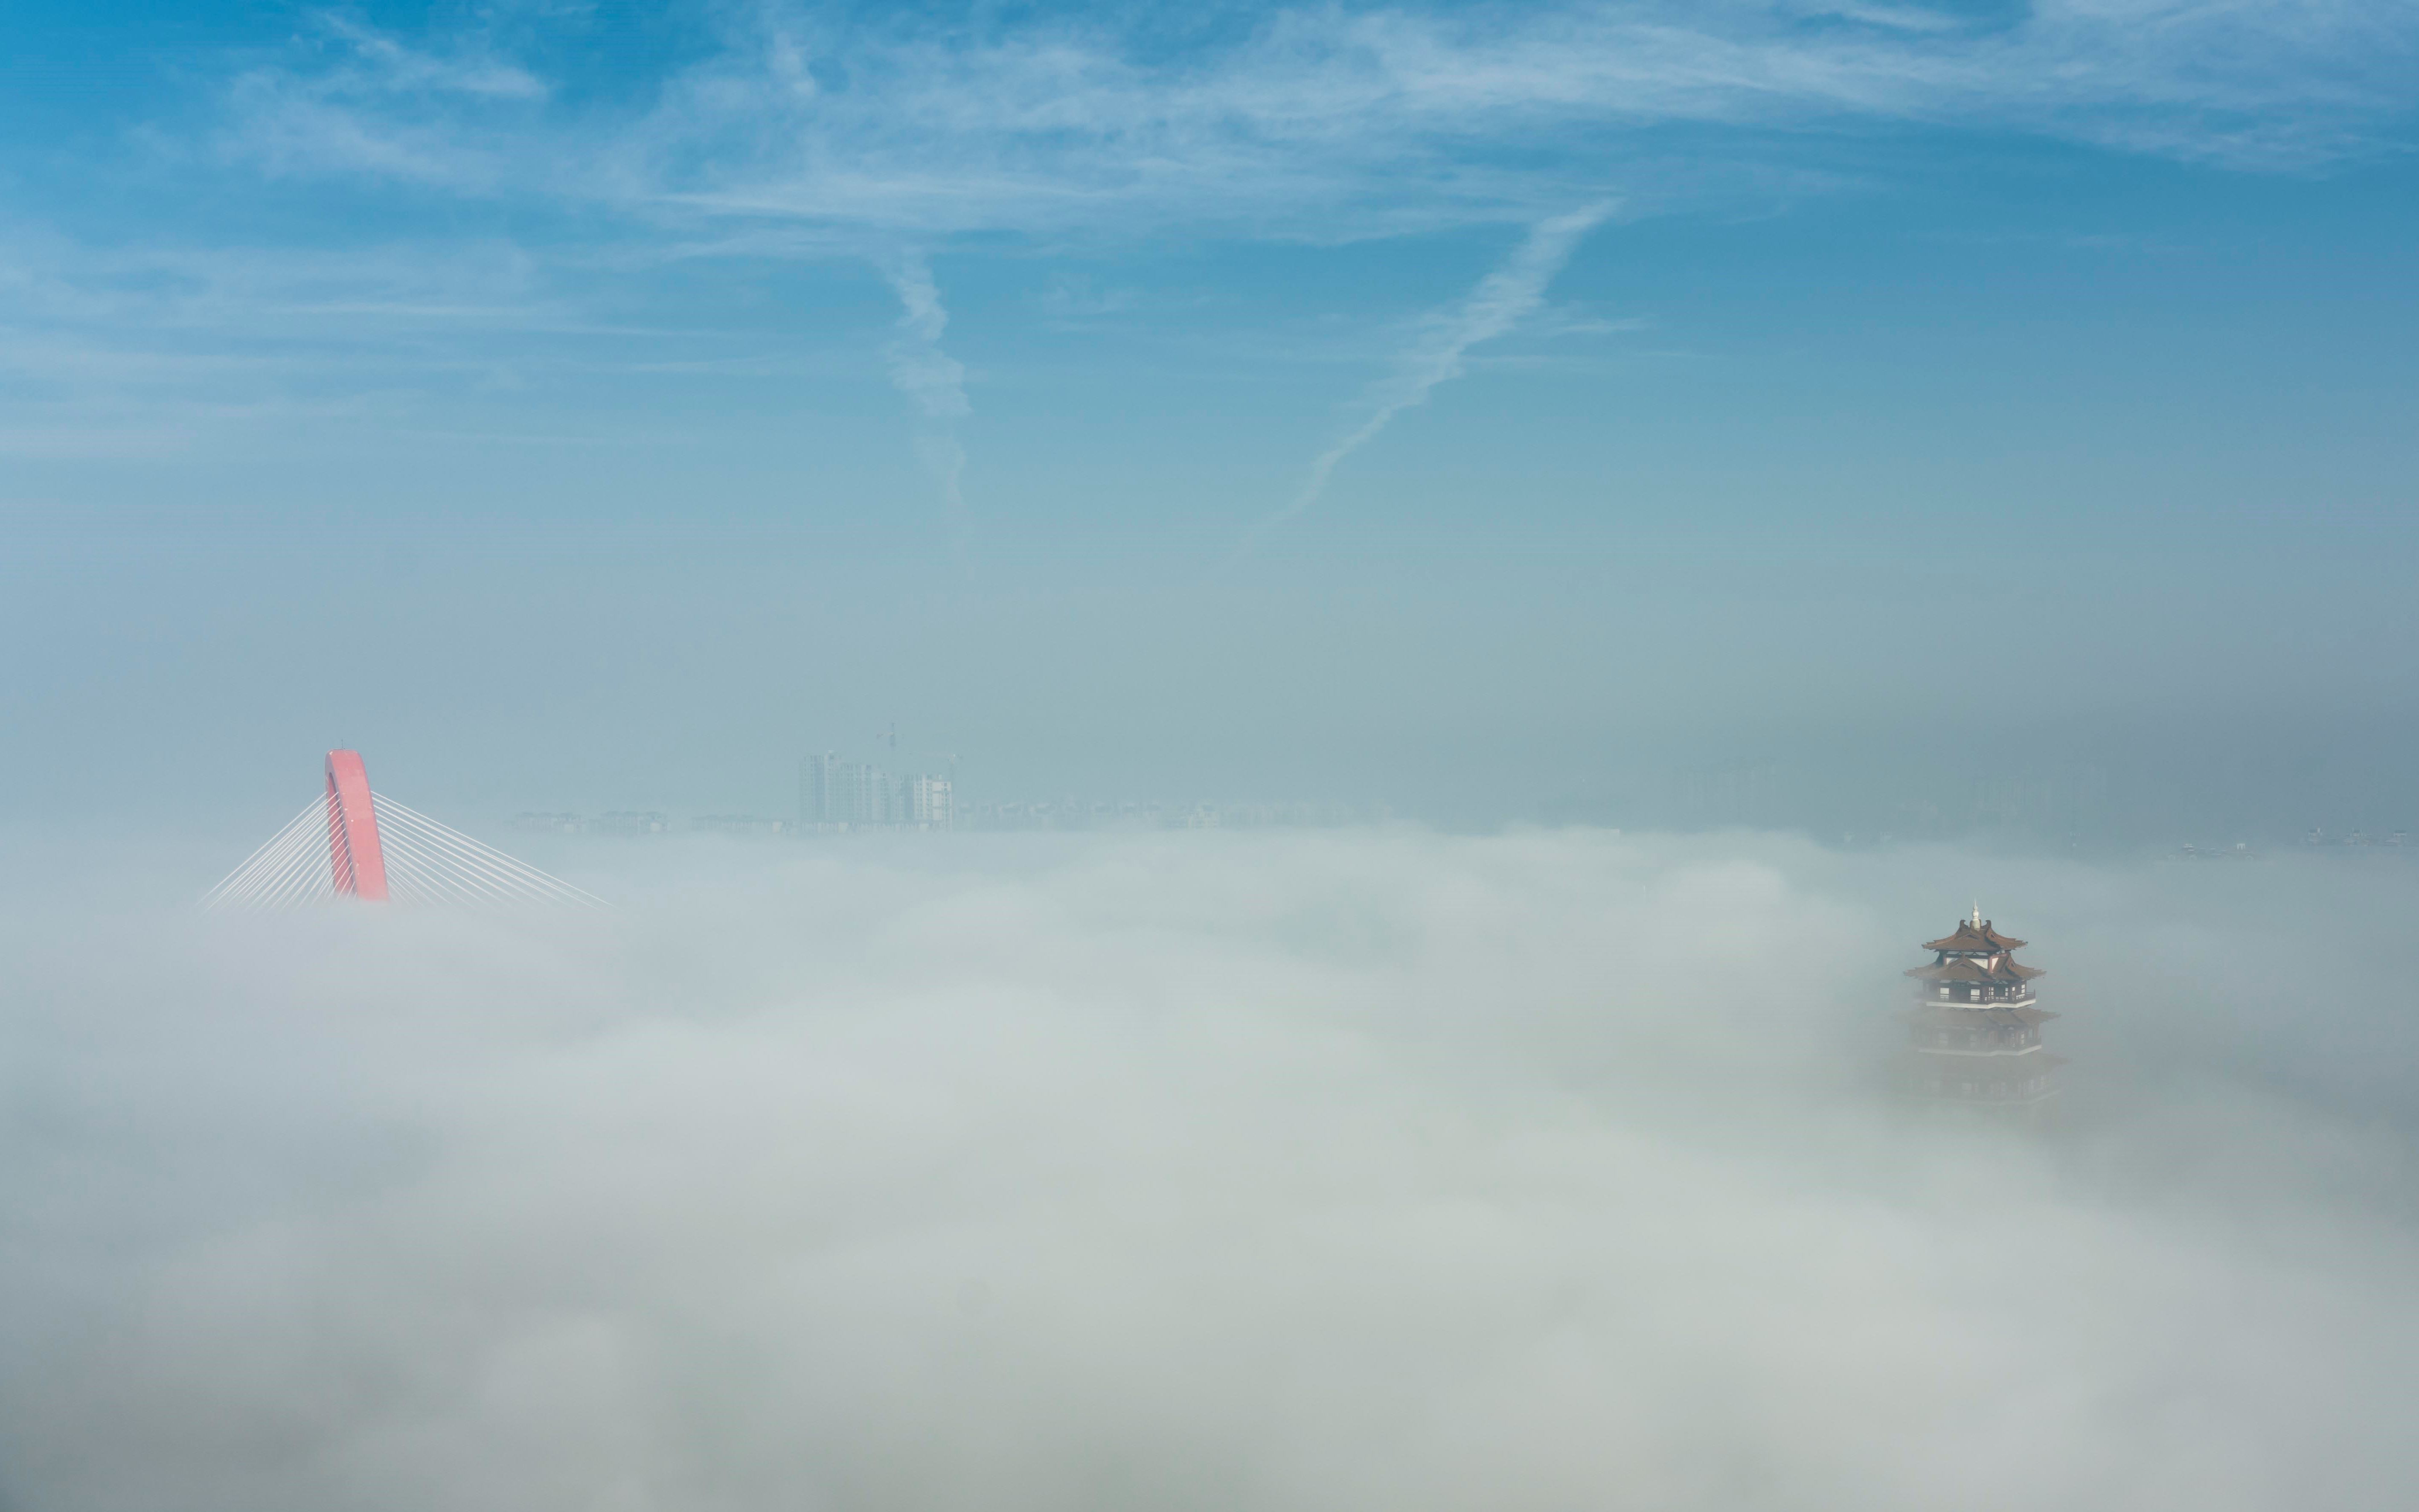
[{"left": 1919, "top": 986, "right": 2036, "bottom": 1006}]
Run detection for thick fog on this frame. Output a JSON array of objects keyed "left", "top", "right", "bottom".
[{"left": 7, "top": 828, "right": 2417, "bottom": 1511}]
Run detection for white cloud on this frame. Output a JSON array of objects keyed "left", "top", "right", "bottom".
[
  {"left": 879, "top": 250, "right": 973, "bottom": 547},
  {"left": 315, "top": 15, "right": 550, "bottom": 102},
  {"left": 211, "top": 16, "right": 548, "bottom": 189},
  {"left": 205, "top": 2, "right": 2419, "bottom": 236},
  {"left": 881, "top": 252, "right": 968, "bottom": 424},
  {"left": 0, "top": 233, "right": 598, "bottom": 454},
  {"left": 1245, "top": 201, "right": 1612, "bottom": 551},
  {"left": 5, "top": 829, "right": 2419, "bottom": 1508},
  {"left": 1032, "top": 274, "right": 1141, "bottom": 322},
  {"left": 26, "top": 1, "right": 2418, "bottom": 456}
]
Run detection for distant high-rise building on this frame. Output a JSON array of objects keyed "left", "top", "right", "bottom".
[
  {"left": 907, "top": 774, "right": 953, "bottom": 830},
  {"left": 802, "top": 752, "right": 840, "bottom": 825},
  {"left": 801, "top": 741, "right": 957, "bottom": 833},
  {"left": 838, "top": 761, "right": 890, "bottom": 826},
  {"left": 1901, "top": 909, "right": 2061, "bottom": 1116}
]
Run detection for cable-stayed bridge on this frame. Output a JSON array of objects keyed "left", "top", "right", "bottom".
[{"left": 204, "top": 750, "right": 607, "bottom": 910}]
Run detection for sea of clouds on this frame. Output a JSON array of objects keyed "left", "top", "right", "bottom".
[{"left": 6, "top": 827, "right": 2417, "bottom": 1511}]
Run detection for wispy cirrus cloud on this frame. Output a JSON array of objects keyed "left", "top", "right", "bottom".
[
  {"left": 206, "top": 2, "right": 2419, "bottom": 236},
  {"left": 310, "top": 15, "right": 549, "bottom": 101},
  {"left": 21, "top": 1, "right": 2419, "bottom": 465},
  {"left": 1242, "top": 201, "right": 1614, "bottom": 555},
  {"left": 0, "top": 231, "right": 748, "bottom": 457},
  {"left": 879, "top": 250, "right": 974, "bottom": 554},
  {"left": 210, "top": 15, "right": 548, "bottom": 188}
]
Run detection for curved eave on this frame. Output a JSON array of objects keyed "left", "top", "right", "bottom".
[
  {"left": 1905, "top": 960, "right": 2046, "bottom": 982},
  {"left": 1922, "top": 924, "right": 2029, "bottom": 953}
]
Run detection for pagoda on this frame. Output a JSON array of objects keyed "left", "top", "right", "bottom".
[{"left": 1901, "top": 908, "right": 2061, "bottom": 1113}]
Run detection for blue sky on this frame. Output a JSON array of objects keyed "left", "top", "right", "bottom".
[{"left": 4, "top": 1, "right": 2416, "bottom": 829}]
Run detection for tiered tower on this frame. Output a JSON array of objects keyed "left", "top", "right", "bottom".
[{"left": 1902, "top": 908, "right": 2060, "bottom": 1112}]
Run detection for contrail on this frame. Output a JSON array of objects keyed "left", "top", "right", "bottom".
[
  {"left": 1240, "top": 202, "right": 1614, "bottom": 557},
  {"left": 879, "top": 250, "right": 971, "bottom": 558}
]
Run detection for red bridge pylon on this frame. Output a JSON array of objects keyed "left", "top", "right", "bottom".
[
  {"left": 324, "top": 749, "right": 389, "bottom": 900},
  {"left": 204, "top": 750, "right": 606, "bottom": 910}
]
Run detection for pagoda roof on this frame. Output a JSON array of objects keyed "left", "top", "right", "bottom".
[
  {"left": 1923, "top": 919, "right": 2027, "bottom": 954},
  {"left": 1905, "top": 955, "right": 2044, "bottom": 983},
  {"left": 1907, "top": 958, "right": 1987, "bottom": 982}
]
